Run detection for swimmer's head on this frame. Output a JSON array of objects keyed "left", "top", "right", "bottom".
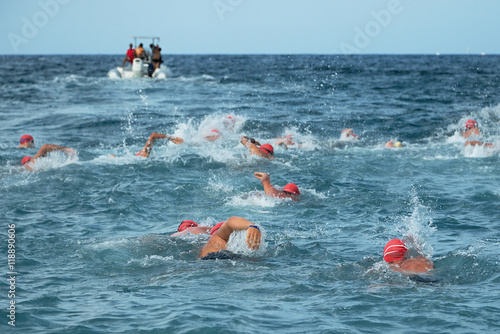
[
  {"left": 211, "top": 129, "right": 220, "bottom": 134},
  {"left": 283, "top": 183, "right": 300, "bottom": 196},
  {"left": 223, "top": 116, "right": 235, "bottom": 130},
  {"left": 19, "top": 135, "right": 35, "bottom": 148},
  {"left": 465, "top": 119, "right": 478, "bottom": 129},
  {"left": 21, "top": 156, "right": 32, "bottom": 165},
  {"left": 383, "top": 239, "right": 408, "bottom": 263},
  {"left": 259, "top": 144, "right": 274, "bottom": 155},
  {"left": 210, "top": 222, "right": 225, "bottom": 236},
  {"left": 341, "top": 128, "right": 358, "bottom": 140},
  {"left": 178, "top": 220, "right": 198, "bottom": 232},
  {"left": 394, "top": 142, "right": 403, "bottom": 148}
]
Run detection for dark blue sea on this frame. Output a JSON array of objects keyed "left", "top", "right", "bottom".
[{"left": 1, "top": 54, "right": 499, "bottom": 333}]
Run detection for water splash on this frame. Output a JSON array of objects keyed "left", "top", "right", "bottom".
[{"left": 395, "top": 187, "right": 437, "bottom": 258}]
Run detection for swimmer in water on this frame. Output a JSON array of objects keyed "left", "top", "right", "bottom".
[
  {"left": 254, "top": 172, "right": 300, "bottom": 201},
  {"left": 461, "top": 120, "right": 495, "bottom": 147},
  {"left": 274, "top": 134, "right": 302, "bottom": 148},
  {"left": 462, "top": 119, "right": 480, "bottom": 139},
  {"left": 136, "top": 132, "right": 184, "bottom": 158},
  {"left": 18, "top": 134, "right": 35, "bottom": 148},
  {"left": 223, "top": 115, "right": 236, "bottom": 131},
  {"left": 385, "top": 140, "right": 403, "bottom": 148},
  {"left": 340, "top": 128, "right": 359, "bottom": 141},
  {"left": 241, "top": 136, "right": 274, "bottom": 159},
  {"left": 21, "top": 144, "right": 75, "bottom": 170},
  {"left": 205, "top": 129, "right": 221, "bottom": 142},
  {"left": 170, "top": 220, "right": 211, "bottom": 237},
  {"left": 383, "top": 238, "right": 434, "bottom": 274},
  {"left": 199, "top": 216, "right": 261, "bottom": 259}
]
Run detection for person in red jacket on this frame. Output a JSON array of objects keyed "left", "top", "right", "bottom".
[{"left": 122, "top": 44, "right": 135, "bottom": 67}]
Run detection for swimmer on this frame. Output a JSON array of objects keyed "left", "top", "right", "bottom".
[
  {"left": 241, "top": 136, "right": 274, "bottom": 159},
  {"left": 199, "top": 216, "right": 261, "bottom": 259},
  {"left": 205, "top": 129, "right": 221, "bottom": 142},
  {"left": 223, "top": 116, "right": 236, "bottom": 131},
  {"left": 383, "top": 239, "right": 434, "bottom": 274},
  {"left": 254, "top": 172, "right": 300, "bottom": 201},
  {"left": 385, "top": 140, "right": 403, "bottom": 148},
  {"left": 136, "top": 132, "right": 183, "bottom": 158},
  {"left": 462, "top": 119, "right": 480, "bottom": 139},
  {"left": 170, "top": 220, "right": 211, "bottom": 237},
  {"left": 274, "top": 134, "right": 302, "bottom": 148},
  {"left": 18, "top": 135, "right": 35, "bottom": 148},
  {"left": 465, "top": 141, "right": 495, "bottom": 148},
  {"left": 340, "top": 128, "right": 359, "bottom": 141},
  {"left": 21, "top": 144, "right": 75, "bottom": 170}
]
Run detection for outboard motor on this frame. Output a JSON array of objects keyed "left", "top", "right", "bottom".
[{"left": 132, "top": 58, "right": 144, "bottom": 77}]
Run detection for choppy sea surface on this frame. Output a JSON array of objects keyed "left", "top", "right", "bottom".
[{"left": 1, "top": 54, "right": 499, "bottom": 333}]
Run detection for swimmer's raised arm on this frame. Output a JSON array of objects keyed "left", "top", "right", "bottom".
[
  {"left": 32, "top": 144, "right": 73, "bottom": 161},
  {"left": 217, "top": 216, "right": 261, "bottom": 250},
  {"left": 137, "top": 132, "right": 184, "bottom": 158},
  {"left": 254, "top": 172, "right": 279, "bottom": 197},
  {"left": 240, "top": 136, "right": 261, "bottom": 147}
]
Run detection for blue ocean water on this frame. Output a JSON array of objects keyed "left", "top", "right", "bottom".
[{"left": 1, "top": 54, "right": 499, "bottom": 333}]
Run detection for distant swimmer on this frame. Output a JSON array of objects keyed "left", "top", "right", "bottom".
[
  {"left": 199, "top": 216, "right": 261, "bottom": 259},
  {"left": 170, "top": 220, "right": 211, "bottom": 237},
  {"left": 254, "top": 172, "right": 300, "bottom": 201},
  {"left": 136, "top": 132, "right": 184, "bottom": 158},
  {"left": 241, "top": 136, "right": 274, "bottom": 159},
  {"left": 223, "top": 116, "right": 236, "bottom": 131},
  {"left": 274, "top": 135, "right": 302, "bottom": 148},
  {"left": 465, "top": 141, "right": 495, "bottom": 148},
  {"left": 205, "top": 129, "right": 221, "bottom": 142},
  {"left": 385, "top": 140, "right": 403, "bottom": 148},
  {"left": 18, "top": 134, "right": 35, "bottom": 148},
  {"left": 383, "top": 239, "right": 434, "bottom": 274},
  {"left": 340, "top": 128, "right": 359, "bottom": 141},
  {"left": 122, "top": 44, "right": 135, "bottom": 68},
  {"left": 461, "top": 119, "right": 494, "bottom": 147},
  {"left": 21, "top": 144, "right": 75, "bottom": 170},
  {"left": 462, "top": 119, "right": 480, "bottom": 139}
]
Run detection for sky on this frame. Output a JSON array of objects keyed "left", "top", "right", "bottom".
[{"left": 1, "top": 0, "right": 500, "bottom": 55}]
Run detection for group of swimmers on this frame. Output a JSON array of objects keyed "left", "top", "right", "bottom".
[{"left": 16, "top": 118, "right": 489, "bottom": 270}]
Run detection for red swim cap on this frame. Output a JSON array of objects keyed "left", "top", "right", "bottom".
[
  {"left": 465, "top": 119, "right": 478, "bottom": 129},
  {"left": 178, "top": 220, "right": 198, "bottom": 232},
  {"left": 21, "top": 156, "right": 32, "bottom": 165},
  {"left": 20, "top": 135, "right": 34, "bottom": 143},
  {"left": 283, "top": 183, "right": 300, "bottom": 195},
  {"left": 210, "top": 222, "right": 225, "bottom": 236},
  {"left": 383, "top": 239, "right": 408, "bottom": 262},
  {"left": 259, "top": 144, "right": 274, "bottom": 155},
  {"left": 211, "top": 129, "right": 220, "bottom": 134}
]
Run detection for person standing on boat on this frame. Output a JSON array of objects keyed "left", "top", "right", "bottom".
[
  {"left": 135, "top": 43, "right": 146, "bottom": 60},
  {"left": 122, "top": 44, "right": 135, "bottom": 68},
  {"left": 152, "top": 46, "right": 162, "bottom": 70}
]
